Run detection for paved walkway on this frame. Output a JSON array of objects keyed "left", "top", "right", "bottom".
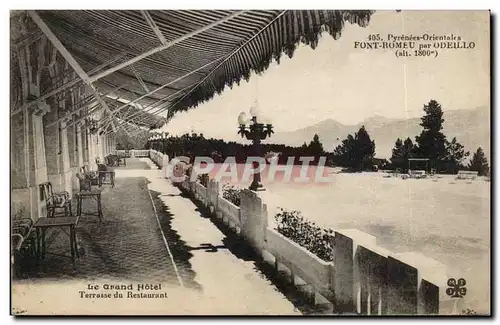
[
  {"left": 138, "top": 158, "right": 300, "bottom": 315},
  {"left": 13, "top": 158, "right": 299, "bottom": 315},
  {"left": 15, "top": 165, "right": 177, "bottom": 285}
]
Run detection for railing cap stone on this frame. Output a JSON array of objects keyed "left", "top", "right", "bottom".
[{"left": 393, "top": 252, "right": 447, "bottom": 287}]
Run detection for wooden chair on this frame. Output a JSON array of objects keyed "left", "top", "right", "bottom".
[
  {"left": 39, "top": 182, "right": 73, "bottom": 218},
  {"left": 11, "top": 217, "right": 37, "bottom": 277}
]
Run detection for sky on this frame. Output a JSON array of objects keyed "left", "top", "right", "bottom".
[{"left": 162, "top": 10, "right": 490, "bottom": 141}]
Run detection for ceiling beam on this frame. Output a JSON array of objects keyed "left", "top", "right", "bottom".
[
  {"left": 15, "top": 10, "right": 245, "bottom": 119},
  {"left": 110, "top": 83, "right": 189, "bottom": 126},
  {"left": 116, "top": 117, "right": 147, "bottom": 135},
  {"left": 103, "top": 10, "right": 286, "bottom": 134},
  {"left": 141, "top": 10, "right": 167, "bottom": 45},
  {"left": 99, "top": 55, "right": 224, "bottom": 131},
  {"left": 50, "top": 84, "right": 125, "bottom": 129},
  {"left": 102, "top": 11, "right": 285, "bottom": 133},
  {"left": 119, "top": 97, "right": 169, "bottom": 125},
  {"left": 130, "top": 64, "right": 150, "bottom": 93},
  {"left": 92, "top": 84, "right": 117, "bottom": 133},
  {"left": 86, "top": 11, "right": 245, "bottom": 84},
  {"left": 125, "top": 10, "right": 288, "bottom": 130}
]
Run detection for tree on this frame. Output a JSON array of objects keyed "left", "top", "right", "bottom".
[
  {"left": 390, "top": 138, "right": 404, "bottom": 170},
  {"left": 308, "top": 134, "right": 325, "bottom": 163},
  {"left": 469, "top": 147, "right": 489, "bottom": 176},
  {"left": 309, "top": 134, "right": 324, "bottom": 153},
  {"left": 415, "top": 100, "right": 447, "bottom": 170},
  {"left": 353, "top": 126, "right": 376, "bottom": 170},
  {"left": 156, "top": 132, "right": 335, "bottom": 166},
  {"left": 390, "top": 137, "right": 417, "bottom": 172},
  {"left": 332, "top": 126, "right": 375, "bottom": 171},
  {"left": 443, "top": 137, "right": 470, "bottom": 174},
  {"left": 333, "top": 134, "right": 355, "bottom": 167}
]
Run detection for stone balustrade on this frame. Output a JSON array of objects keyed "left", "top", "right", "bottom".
[{"left": 176, "top": 176, "right": 448, "bottom": 315}]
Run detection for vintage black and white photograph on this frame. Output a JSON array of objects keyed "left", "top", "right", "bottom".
[{"left": 10, "top": 9, "right": 491, "bottom": 315}]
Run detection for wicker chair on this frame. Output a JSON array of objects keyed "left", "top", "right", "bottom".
[
  {"left": 76, "top": 172, "right": 92, "bottom": 191},
  {"left": 81, "top": 165, "right": 100, "bottom": 187},
  {"left": 12, "top": 217, "right": 37, "bottom": 277},
  {"left": 39, "top": 182, "right": 73, "bottom": 218}
]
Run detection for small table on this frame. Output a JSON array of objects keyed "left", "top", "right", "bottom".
[
  {"left": 34, "top": 216, "right": 80, "bottom": 266},
  {"left": 99, "top": 170, "right": 115, "bottom": 187},
  {"left": 76, "top": 189, "right": 103, "bottom": 222}
]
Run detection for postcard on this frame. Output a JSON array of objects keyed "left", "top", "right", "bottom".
[{"left": 10, "top": 9, "right": 490, "bottom": 315}]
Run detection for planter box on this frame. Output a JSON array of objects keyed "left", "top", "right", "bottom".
[{"left": 265, "top": 228, "right": 334, "bottom": 301}]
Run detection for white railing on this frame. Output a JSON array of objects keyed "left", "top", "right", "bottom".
[
  {"left": 217, "top": 196, "right": 241, "bottom": 231},
  {"left": 149, "top": 149, "right": 164, "bottom": 168},
  {"left": 172, "top": 178, "right": 447, "bottom": 315},
  {"left": 115, "top": 149, "right": 151, "bottom": 158},
  {"left": 193, "top": 182, "right": 207, "bottom": 205},
  {"left": 206, "top": 179, "right": 219, "bottom": 211},
  {"left": 115, "top": 150, "right": 128, "bottom": 157},
  {"left": 132, "top": 149, "right": 150, "bottom": 157}
]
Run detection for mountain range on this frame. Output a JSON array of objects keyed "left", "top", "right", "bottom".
[{"left": 269, "top": 106, "right": 490, "bottom": 160}]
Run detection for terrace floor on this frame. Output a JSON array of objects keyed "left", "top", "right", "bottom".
[{"left": 12, "top": 158, "right": 301, "bottom": 315}]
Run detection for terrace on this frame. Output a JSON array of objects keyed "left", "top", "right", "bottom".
[
  {"left": 10, "top": 10, "right": 465, "bottom": 315},
  {"left": 12, "top": 151, "right": 462, "bottom": 315},
  {"left": 12, "top": 157, "right": 300, "bottom": 315}
]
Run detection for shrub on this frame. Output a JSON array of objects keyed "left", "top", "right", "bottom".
[
  {"left": 274, "top": 208, "right": 335, "bottom": 262},
  {"left": 222, "top": 183, "right": 241, "bottom": 206}
]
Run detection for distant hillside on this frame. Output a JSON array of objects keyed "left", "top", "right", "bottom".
[{"left": 270, "top": 106, "right": 490, "bottom": 160}]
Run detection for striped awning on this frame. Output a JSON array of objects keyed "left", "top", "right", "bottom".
[{"left": 11, "top": 10, "right": 374, "bottom": 130}]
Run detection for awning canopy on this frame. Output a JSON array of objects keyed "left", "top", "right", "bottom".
[{"left": 11, "top": 10, "right": 374, "bottom": 131}]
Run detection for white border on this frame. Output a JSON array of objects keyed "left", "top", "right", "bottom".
[{"left": 2, "top": 1, "right": 498, "bottom": 324}]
